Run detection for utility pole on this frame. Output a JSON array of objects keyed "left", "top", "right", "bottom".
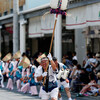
[{"left": 13, "top": 0, "right": 19, "bottom": 54}]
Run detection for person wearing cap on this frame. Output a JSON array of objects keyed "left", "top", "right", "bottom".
[
  {"left": 35, "top": 53, "right": 58, "bottom": 100},
  {"left": 53, "top": 57, "right": 72, "bottom": 100}
]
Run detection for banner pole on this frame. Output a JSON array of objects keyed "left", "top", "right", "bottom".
[{"left": 43, "top": 14, "right": 58, "bottom": 86}]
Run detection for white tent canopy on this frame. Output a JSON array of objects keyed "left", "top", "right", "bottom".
[{"left": 66, "top": 2, "right": 100, "bottom": 29}]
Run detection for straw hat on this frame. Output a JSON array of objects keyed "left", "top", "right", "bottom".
[
  {"left": 2, "top": 53, "right": 12, "bottom": 62},
  {"left": 19, "top": 56, "right": 30, "bottom": 68},
  {"left": 36, "top": 54, "right": 46, "bottom": 63},
  {"left": 0, "top": 52, "right": 1, "bottom": 58},
  {"left": 13, "top": 50, "right": 21, "bottom": 59},
  {"left": 97, "top": 72, "right": 100, "bottom": 78}
]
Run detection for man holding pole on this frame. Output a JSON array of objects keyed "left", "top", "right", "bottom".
[
  {"left": 35, "top": 1, "right": 69, "bottom": 99},
  {"left": 35, "top": 53, "right": 58, "bottom": 100}
]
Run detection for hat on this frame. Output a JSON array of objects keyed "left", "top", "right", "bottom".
[
  {"left": 97, "top": 72, "right": 100, "bottom": 78},
  {"left": 13, "top": 50, "right": 21, "bottom": 59},
  {"left": 2, "top": 53, "right": 12, "bottom": 62},
  {"left": 36, "top": 54, "right": 46, "bottom": 63},
  {"left": 96, "top": 53, "right": 100, "bottom": 58},
  {"left": 0, "top": 52, "right": 1, "bottom": 58},
  {"left": 19, "top": 56, "right": 30, "bottom": 68}
]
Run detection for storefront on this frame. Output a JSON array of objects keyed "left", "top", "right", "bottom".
[
  {"left": 65, "top": 2, "right": 100, "bottom": 64},
  {"left": 28, "top": 14, "right": 55, "bottom": 56},
  {"left": 1, "top": 23, "right": 13, "bottom": 57}
]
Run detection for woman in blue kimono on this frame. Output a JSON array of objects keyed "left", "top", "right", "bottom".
[
  {"left": 29, "top": 65, "right": 38, "bottom": 95},
  {"left": 6, "top": 61, "right": 14, "bottom": 90},
  {"left": 16, "top": 66, "right": 23, "bottom": 92},
  {"left": 20, "top": 68, "right": 30, "bottom": 93},
  {"left": 0, "top": 60, "right": 5, "bottom": 88}
]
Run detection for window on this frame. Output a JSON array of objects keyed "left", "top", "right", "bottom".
[
  {"left": 10, "top": 9, "right": 13, "bottom": 14},
  {"left": 4, "top": 11, "right": 8, "bottom": 16},
  {"left": 19, "top": 6, "right": 23, "bottom": 11}
]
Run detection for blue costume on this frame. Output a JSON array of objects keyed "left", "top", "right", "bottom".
[
  {"left": 16, "top": 66, "right": 23, "bottom": 80},
  {"left": 0, "top": 61, "right": 3, "bottom": 72},
  {"left": 8, "top": 63, "right": 14, "bottom": 80},
  {"left": 29, "top": 67, "right": 37, "bottom": 86}
]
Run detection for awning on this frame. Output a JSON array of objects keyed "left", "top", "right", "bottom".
[
  {"left": 66, "top": 2, "right": 100, "bottom": 29},
  {"left": 41, "top": 14, "right": 54, "bottom": 34},
  {"left": 29, "top": 16, "right": 44, "bottom": 38},
  {"left": 29, "top": 14, "right": 55, "bottom": 38}
]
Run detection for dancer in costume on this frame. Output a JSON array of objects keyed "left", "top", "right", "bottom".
[
  {"left": 6, "top": 59, "right": 14, "bottom": 90},
  {"left": 0, "top": 53, "right": 5, "bottom": 88},
  {"left": 35, "top": 53, "right": 58, "bottom": 100},
  {"left": 53, "top": 57, "right": 73, "bottom": 100},
  {"left": 29, "top": 64, "right": 38, "bottom": 95},
  {"left": 16, "top": 66, "right": 23, "bottom": 91}
]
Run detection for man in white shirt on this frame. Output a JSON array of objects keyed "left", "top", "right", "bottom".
[
  {"left": 72, "top": 51, "right": 78, "bottom": 61},
  {"left": 53, "top": 57, "right": 72, "bottom": 100},
  {"left": 35, "top": 53, "right": 58, "bottom": 100}
]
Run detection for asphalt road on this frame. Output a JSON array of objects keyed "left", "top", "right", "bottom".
[{"left": 0, "top": 82, "right": 100, "bottom": 100}]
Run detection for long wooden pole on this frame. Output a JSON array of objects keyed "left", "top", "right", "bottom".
[{"left": 43, "top": 14, "right": 58, "bottom": 86}]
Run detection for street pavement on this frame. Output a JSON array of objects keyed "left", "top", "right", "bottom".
[
  {"left": 0, "top": 82, "right": 100, "bottom": 100},
  {"left": 0, "top": 89, "right": 40, "bottom": 100}
]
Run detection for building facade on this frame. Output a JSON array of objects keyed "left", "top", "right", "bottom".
[{"left": 0, "top": 0, "right": 100, "bottom": 64}]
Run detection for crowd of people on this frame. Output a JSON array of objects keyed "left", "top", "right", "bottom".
[
  {"left": 62, "top": 51, "right": 100, "bottom": 97},
  {"left": 0, "top": 50, "right": 100, "bottom": 100}
]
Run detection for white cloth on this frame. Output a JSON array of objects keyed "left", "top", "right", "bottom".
[
  {"left": 47, "top": 53, "right": 52, "bottom": 61},
  {"left": 57, "top": 63, "right": 70, "bottom": 88},
  {"left": 29, "top": 16, "right": 44, "bottom": 38},
  {"left": 0, "top": 69, "right": 4, "bottom": 88},
  {"left": 35, "top": 65, "right": 57, "bottom": 82},
  {"left": 72, "top": 56, "right": 78, "bottom": 60},
  {"left": 84, "top": 58, "right": 98, "bottom": 68},
  {"left": 66, "top": 2, "right": 100, "bottom": 29},
  {"left": 31, "top": 65, "right": 37, "bottom": 72},
  {"left": 41, "top": 14, "right": 54, "bottom": 34},
  {"left": 41, "top": 87, "right": 58, "bottom": 99},
  {"left": 58, "top": 80, "right": 69, "bottom": 88},
  {"left": 42, "top": 72, "right": 47, "bottom": 77},
  {"left": 90, "top": 86, "right": 99, "bottom": 94},
  {"left": 58, "top": 62, "right": 67, "bottom": 70}
]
